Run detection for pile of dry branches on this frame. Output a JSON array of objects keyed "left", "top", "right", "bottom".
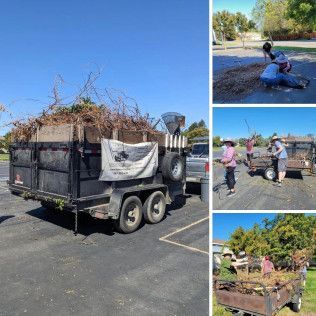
[
  {"left": 11, "top": 101, "right": 158, "bottom": 141},
  {"left": 9, "top": 71, "right": 161, "bottom": 141},
  {"left": 216, "top": 270, "right": 299, "bottom": 295},
  {"left": 213, "top": 63, "right": 266, "bottom": 102}
]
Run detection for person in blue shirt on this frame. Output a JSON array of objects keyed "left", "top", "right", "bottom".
[{"left": 271, "top": 136, "right": 288, "bottom": 187}]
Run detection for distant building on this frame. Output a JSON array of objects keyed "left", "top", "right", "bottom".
[{"left": 213, "top": 239, "right": 231, "bottom": 270}]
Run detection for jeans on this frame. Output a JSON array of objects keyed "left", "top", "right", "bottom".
[
  {"left": 260, "top": 73, "right": 300, "bottom": 88},
  {"left": 226, "top": 167, "right": 236, "bottom": 190}
]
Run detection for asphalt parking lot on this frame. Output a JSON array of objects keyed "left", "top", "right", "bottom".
[
  {"left": 0, "top": 162, "right": 209, "bottom": 316},
  {"left": 213, "top": 159, "right": 316, "bottom": 210}
]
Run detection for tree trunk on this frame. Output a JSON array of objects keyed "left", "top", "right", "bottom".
[{"left": 268, "top": 31, "right": 274, "bottom": 46}]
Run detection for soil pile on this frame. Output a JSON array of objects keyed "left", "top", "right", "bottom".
[{"left": 213, "top": 63, "right": 266, "bottom": 102}]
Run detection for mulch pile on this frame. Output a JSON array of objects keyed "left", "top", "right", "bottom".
[
  {"left": 213, "top": 63, "right": 266, "bottom": 101},
  {"left": 11, "top": 103, "right": 160, "bottom": 142}
]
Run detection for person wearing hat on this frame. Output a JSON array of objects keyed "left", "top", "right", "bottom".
[
  {"left": 219, "top": 250, "right": 237, "bottom": 281},
  {"left": 262, "top": 255, "right": 275, "bottom": 278},
  {"left": 260, "top": 58, "right": 306, "bottom": 89},
  {"left": 221, "top": 138, "right": 237, "bottom": 197},
  {"left": 271, "top": 136, "right": 288, "bottom": 187}
]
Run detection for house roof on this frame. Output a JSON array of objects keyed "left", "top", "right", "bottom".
[{"left": 213, "top": 239, "right": 226, "bottom": 245}]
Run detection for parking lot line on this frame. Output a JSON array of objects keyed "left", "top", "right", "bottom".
[{"left": 159, "top": 216, "right": 209, "bottom": 255}]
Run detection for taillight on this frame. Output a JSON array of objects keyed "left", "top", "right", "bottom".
[{"left": 205, "top": 162, "right": 209, "bottom": 173}]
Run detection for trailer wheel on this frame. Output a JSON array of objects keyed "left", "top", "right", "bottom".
[
  {"left": 143, "top": 191, "right": 166, "bottom": 224},
  {"left": 264, "top": 167, "right": 276, "bottom": 181},
  {"left": 291, "top": 296, "right": 302, "bottom": 312},
  {"left": 162, "top": 152, "right": 184, "bottom": 182},
  {"left": 115, "top": 196, "right": 143, "bottom": 233}
]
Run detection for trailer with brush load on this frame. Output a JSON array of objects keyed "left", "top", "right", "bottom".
[
  {"left": 214, "top": 277, "right": 304, "bottom": 316},
  {"left": 250, "top": 137, "right": 316, "bottom": 181},
  {"left": 8, "top": 113, "right": 188, "bottom": 234}
]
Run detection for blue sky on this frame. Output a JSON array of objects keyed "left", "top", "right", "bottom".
[
  {"left": 213, "top": 107, "right": 316, "bottom": 138},
  {"left": 213, "top": 0, "right": 256, "bottom": 17},
  {"left": 213, "top": 213, "right": 275, "bottom": 240},
  {"left": 213, "top": 213, "right": 316, "bottom": 240},
  {"left": 0, "top": 0, "right": 208, "bottom": 135}
]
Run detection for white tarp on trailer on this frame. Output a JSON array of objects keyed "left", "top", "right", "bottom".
[{"left": 99, "top": 139, "right": 158, "bottom": 181}]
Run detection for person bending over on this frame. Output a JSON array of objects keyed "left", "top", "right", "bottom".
[{"left": 260, "top": 57, "right": 307, "bottom": 89}]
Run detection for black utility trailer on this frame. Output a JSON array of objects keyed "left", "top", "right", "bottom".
[
  {"left": 251, "top": 138, "right": 316, "bottom": 181},
  {"left": 8, "top": 115, "right": 188, "bottom": 234},
  {"left": 214, "top": 278, "right": 303, "bottom": 316}
]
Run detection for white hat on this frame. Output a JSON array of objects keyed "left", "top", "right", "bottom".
[
  {"left": 276, "top": 55, "right": 288, "bottom": 64},
  {"left": 222, "top": 250, "right": 234, "bottom": 256},
  {"left": 222, "top": 138, "right": 236, "bottom": 145},
  {"left": 271, "top": 135, "right": 280, "bottom": 141}
]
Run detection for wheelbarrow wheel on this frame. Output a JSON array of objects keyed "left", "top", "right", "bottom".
[{"left": 264, "top": 167, "right": 276, "bottom": 181}]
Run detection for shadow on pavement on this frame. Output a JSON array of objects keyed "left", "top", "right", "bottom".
[
  {"left": 186, "top": 182, "right": 201, "bottom": 196},
  {"left": 0, "top": 215, "right": 15, "bottom": 224},
  {"left": 25, "top": 194, "right": 192, "bottom": 236},
  {"left": 251, "top": 169, "right": 304, "bottom": 180}
]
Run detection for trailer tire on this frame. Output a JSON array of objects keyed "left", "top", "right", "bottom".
[
  {"left": 143, "top": 191, "right": 166, "bottom": 224},
  {"left": 115, "top": 196, "right": 143, "bottom": 234},
  {"left": 291, "top": 297, "right": 302, "bottom": 312},
  {"left": 161, "top": 152, "right": 184, "bottom": 182},
  {"left": 264, "top": 167, "right": 276, "bottom": 181}
]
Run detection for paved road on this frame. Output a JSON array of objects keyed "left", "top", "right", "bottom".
[
  {"left": 0, "top": 161, "right": 9, "bottom": 180},
  {"left": 0, "top": 164, "right": 208, "bottom": 316},
  {"left": 213, "top": 162, "right": 316, "bottom": 210},
  {"left": 213, "top": 49, "right": 316, "bottom": 104}
]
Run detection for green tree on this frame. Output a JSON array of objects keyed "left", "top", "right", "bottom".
[
  {"left": 182, "top": 120, "right": 209, "bottom": 143},
  {"left": 184, "top": 127, "right": 209, "bottom": 142},
  {"left": 248, "top": 20, "right": 257, "bottom": 31},
  {"left": 0, "top": 132, "right": 11, "bottom": 151},
  {"left": 228, "top": 227, "right": 246, "bottom": 254},
  {"left": 287, "top": 0, "right": 316, "bottom": 31},
  {"left": 228, "top": 214, "right": 316, "bottom": 265},
  {"left": 213, "top": 10, "right": 237, "bottom": 43},
  {"left": 235, "top": 12, "right": 249, "bottom": 47},
  {"left": 252, "top": 0, "right": 295, "bottom": 37},
  {"left": 213, "top": 136, "right": 222, "bottom": 147}
]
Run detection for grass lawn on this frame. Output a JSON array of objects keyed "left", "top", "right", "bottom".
[
  {"left": 213, "top": 268, "right": 316, "bottom": 316},
  {"left": 279, "top": 267, "right": 316, "bottom": 315},
  {"left": 248, "top": 45, "right": 316, "bottom": 53},
  {"left": 273, "top": 46, "right": 316, "bottom": 53},
  {"left": 0, "top": 153, "right": 9, "bottom": 161},
  {"left": 213, "top": 295, "right": 231, "bottom": 316}
]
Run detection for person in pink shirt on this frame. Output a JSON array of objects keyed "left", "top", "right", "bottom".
[
  {"left": 221, "top": 138, "right": 237, "bottom": 197},
  {"left": 246, "top": 136, "right": 256, "bottom": 170},
  {"left": 262, "top": 256, "right": 275, "bottom": 278}
]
